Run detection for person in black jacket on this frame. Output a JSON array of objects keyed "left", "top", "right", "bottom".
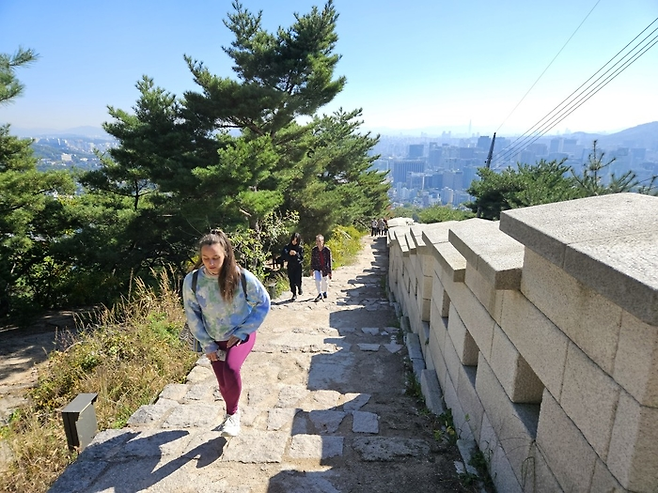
[{"left": 282, "top": 232, "right": 304, "bottom": 301}]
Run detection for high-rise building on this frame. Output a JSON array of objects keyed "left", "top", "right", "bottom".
[
  {"left": 407, "top": 172, "right": 426, "bottom": 190},
  {"left": 453, "top": 170, "right": 464, "bottom": 191},
  {"left": 459, "top": 147, "right": 475, "bottom": 159},
  {"left": 477, "top": 136, "right": 492, "bottom": 150},
  {"left": 442, "top": 170, "right": 455, "bottom": 190},
  {"left": 392, "top": 159, "right": 425, "bottom": 184},
  {"left": 462, "top": 166, "right": 478, "bottom": 189},
  {"left": 428, "top": 143, "right": 442, "bottom": 169},
  {"left": 426, "top": 172, "right": 444, "bottom": 189},
  {"left": 408, "top": 144, "right": 424, "bottom": 159},
  {"left": 550, "top": 138, "right": 562, "bottom": 154},
  {"left": 528, "top": 143, "right": 547, "bottom": 156},
  {"left": 562, "top": 138, "right": 578, "bottom": 155}
]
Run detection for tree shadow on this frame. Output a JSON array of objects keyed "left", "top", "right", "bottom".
[{"left": 49, "top": 428, "right": 228, "bottom": 493}]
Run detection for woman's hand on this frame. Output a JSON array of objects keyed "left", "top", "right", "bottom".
[
  {"left": 207, "top": 351, "right": 219, "bottom": 362},
  {"left": 227, "top": 335, "right": 242, "bottom": 348}
]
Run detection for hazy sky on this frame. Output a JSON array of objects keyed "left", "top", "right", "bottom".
[{"left": 1, "top": 0, "right": 657, "bottom": 137}]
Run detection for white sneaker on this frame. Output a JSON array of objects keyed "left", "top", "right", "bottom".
[{"left": 220, "top": 410, "right": 241, "bottom": 437}]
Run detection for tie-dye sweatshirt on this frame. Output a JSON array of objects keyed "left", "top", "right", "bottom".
[{"left": 183, "top": 267, "right": 271, "bottom": 354}]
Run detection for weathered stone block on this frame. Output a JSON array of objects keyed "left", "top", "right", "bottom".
[
  {"left": 447, "top": 303, "right": 479, "bottom": 366},
  {"left": 419, "top": 321, "right": 432, "bottom": 369},
  {"left": 420, "top": 369, "right": 445, "bottom": 416},
  {"left": 449, "top": 218, "right": 524, "bottom": 290},
  {"left": 429, "top": 334, "right": 448, "bottom": 392},
  {"left": 536, "top": 389, "right": 597, "bottom": 493},
  {"left": 489, "top": 324, "right": 543, "bottom": 404},
  {"left": 560, "top": 343, "right": 620, "bottom": 460},
  {"left": 607, "top": 391, "right": 658, "bottom": 492},
  {"left": 429, "top": 296, "right": 448, "bottom": 350},
  {"left": 565, "top": 230, "right": 658, "bottom": 327},
  {"left": 442, "top": 329, "right": 465, "bottom": 398},
  {"left": 522, "top": 444, "right": 563, "bottom": 493},
  {"left": 421, "top": 252, "right": 434, "bottom": 293},
  {"left": 521, "top": 248, "right": 622, "bottom": 374},
  {"left": 479, "top": 413, "right": 525, "bottom": 493},
  {"left": 420, "top": 297, "right": 431, "bottom": 323},
  {"left": 613, "top": 310, "right": 658, "bottom": 408},
  {"left": 442, "top": 370, "right": 474, "bottom": 443},
  {"left": 430, "top": 265, "right": 445, "bottom": 305},
  {"left": 489, "top": 442, "right": 524, "bottom": 493},
  {"left": 457, "top": 364, "right": 483, "bottom": 442},
  {"left": 464, "top": 263, "right": 504, "bottom": 325},
  {"left": 590, "top": 458, "right": 625, "bottom": 493},
  {"left": 443, "top": 274, "right": 495, "bottom": 362},
  {"left": 427, "top": 313, "right": 448, "bottom": 389},
  {"left": 421, "top": 221, "right": 456, "bottom": 247},
  {"left": 430, "top": 241, "right": 466, "bottom": 283},
  {"left": 476, "top": 355, "right": 539, "bottom": 483},
  {"left": 500, "top": 193, "right": 658, "bottom": 326},
  {"left": 441, "top": 292, "right": 450, "bottom": 319},
  {"left": 500, "top": 290, "right": 568, "bottom": 399}
]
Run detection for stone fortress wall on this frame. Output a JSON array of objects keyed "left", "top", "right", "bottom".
[{"left": 386, "top": 193, "right": 658, "bottom": 493}]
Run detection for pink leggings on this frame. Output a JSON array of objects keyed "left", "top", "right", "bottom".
[{"left": 210, "top": 333, "right": 256, "bottom": 415}]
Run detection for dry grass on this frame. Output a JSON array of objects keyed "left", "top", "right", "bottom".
[{"left": 0, "top": 269, "right": 198, "bottom": 493}]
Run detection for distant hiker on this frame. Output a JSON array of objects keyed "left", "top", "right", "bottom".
[
  {"left": 371, "top": 218, "right": 378, "bottom": 237},
  {"left": 311, "top": 234, "right": 332, "bottom": 302},
  {"left": 282, "top": 232, "right": 304, "bottom": 301},
  {"left": 183, "top": 229, "right": 270, "bottom": 437},
  {"left": 378, "top": 218, "right": 386, "bottom": 236}
]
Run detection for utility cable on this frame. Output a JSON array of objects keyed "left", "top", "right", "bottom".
[
  {"left": 493, "top": 31, "right": 658, "bottom": 166},
  {"left": 493, "top": 18, "right": 658, "bottom": 164},
  {"left": 496, "top": 0, "right": 601, "bottom": 133},
  {"left": 492, "top": 17, "right": 658, "bottom": 167}
]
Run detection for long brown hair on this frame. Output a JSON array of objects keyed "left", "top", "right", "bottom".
[{"left": 194, "top": 229, "right": 240, "bottom": 302}]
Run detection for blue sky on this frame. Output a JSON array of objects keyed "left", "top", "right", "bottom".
[{"left": 1, "top": 0, "right": 657, "bottom": 137}]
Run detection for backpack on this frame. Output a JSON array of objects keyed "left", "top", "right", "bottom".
[{"left": 181, "top": 268, "right": 248, "bottom": 352}]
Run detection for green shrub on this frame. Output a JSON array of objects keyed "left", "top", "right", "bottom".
[{"left": 326, "top": 225, "right": 365, "bottom": 269}]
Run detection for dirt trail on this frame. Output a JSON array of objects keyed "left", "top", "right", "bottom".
[{"left": 0, "top": 311, "right": 79, "bottom": 420}]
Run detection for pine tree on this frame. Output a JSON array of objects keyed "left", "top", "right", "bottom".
[
  {"left": 0, "top": 48, "right": 75, "bottom": 314},
  {"left": 85, "top": 1, "right": 390, "bottom": 281}
]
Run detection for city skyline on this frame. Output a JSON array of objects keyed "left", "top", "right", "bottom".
[{"left": 1, "top": 0, "right": 657, "bottom": 137}]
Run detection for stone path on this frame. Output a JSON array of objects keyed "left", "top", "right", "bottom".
[{"left": 48, "top": 237, "right": 469, "bottom": 493}]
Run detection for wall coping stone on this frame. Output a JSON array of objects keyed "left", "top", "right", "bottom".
[
  {"left": 391, "top": 227, "right": 411, "bottom": 256},
  {"left": 420, "top": 221, "right": 458, "bottom": 246},
  {"left": 412, "top": 222, "right": 466, "bottom": 282},
  {"left": 388, "top": 217, "right": 414, "bottom": 228},
  {"left": 433, "top": 243, "right": 466, "bottom": 282},
  {"left": 410, "top": 225, "right": 426, "bottom": 251},
  {"left": 500, "top": 193, "right": 658, "bottom": 325},
  {"left": 404, "top": 227, "right": 420, "bottom": 253},
  {"left": 448, "top": 218, "right": 524, "bottom": 290}
]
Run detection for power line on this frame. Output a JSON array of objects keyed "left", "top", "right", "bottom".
[
  {"left": 493, "top": 18, "right": 658, "bottom": 165},
  {"left": 496, "top": 32, "right": 658, "bottom": 165},
  {"left": 492, "top": 17, "right": 658, "bottom": 167},
  {"left": 496, "top": 0, "right": 601, "bottom": 133}
]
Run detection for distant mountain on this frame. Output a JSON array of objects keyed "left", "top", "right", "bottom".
[
  {"left": 11, "top": 126, "right": 111, "bottom": 140},
  {"left": 11, "top": 121, "right": 658, "bottom": 150},
  {"left": 566, "top": 122, "right": 658, "bottom": 149},
  {"left": 596, "top": 122, "right": 658, "bottom": 149}
]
